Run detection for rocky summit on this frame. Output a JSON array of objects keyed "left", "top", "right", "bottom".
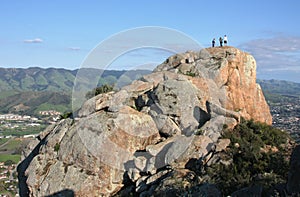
[{"left": 18, "top": 47, "right": 273, "bottom": 196}]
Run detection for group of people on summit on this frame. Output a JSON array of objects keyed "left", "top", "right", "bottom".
[{"left": 212, "top": 35, "right": 227, "bottom": 47}]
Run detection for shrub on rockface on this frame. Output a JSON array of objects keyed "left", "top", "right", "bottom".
[
  {"left": 59, "top": 111, "right": 73, "bottom": 119},
  {"left": 85, "top": 84, "right": 114, "bottom": 99},
  {"left": 205, "top": 119, "right": 292, "bottom": 195}
]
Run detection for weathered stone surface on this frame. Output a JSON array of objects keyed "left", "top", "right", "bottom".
[
  {"left": 201, "top": 116, "right": 230, "bottom": 142},
  {"left": 108, "top": 90, "right": 131, "bottom": 112},
  {"left": 19, "top": 47, "right": 273, "bottom": 196},
  {"left": 205, "top": 47, "right": 272, "bottom": 124},
  {"left": 127, "top": 167, "right": 141, "bottom": 182},
  {"left": 136, "top": 134, "right": 214, "bottom": 174},
  {"left": 134, "top": 156, "right": 148, "bottom": 172},
  {"left": 141, "top": 71, "right": 181, "bottom": 87},
  {"left": 78, "top": 92, "right": 112, "bottom": 117},
  {"left": 121, "top": 80, "right": 154, "bottom": 94},
  {"left": 143, "top": 135, "right": 192, "bottom": 171},
  {"left": 156, "top": 46, "right": 272, "bottom": 124},
  {"left": 150, "top": 113, "right": 181, "bottom": 137},
  {"left": 21, "top": 106, "right": 160, "bottom": 196},
  {"left": 192, "top": 135, "right": 215, "bottom": 158},
  {"left": 215, "top": 138, "right": 231, "bottom": 152},
  {"left": 152, "top": 78, "right": 203, "bottom": 136}
]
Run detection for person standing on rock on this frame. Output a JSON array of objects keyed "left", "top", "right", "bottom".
[
  {"left": 212, "top": 38, "right": 216, "bottom": 47},
  {"left": 224, "top": 35, "right": 228, "bottom": 46},
  {"left": 219, "top": 37, "right": 223, "bottom": 47}
]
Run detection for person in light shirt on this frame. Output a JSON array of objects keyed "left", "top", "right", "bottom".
[{"left": 224, "top": 35, "right": 228, "bottom": 46}]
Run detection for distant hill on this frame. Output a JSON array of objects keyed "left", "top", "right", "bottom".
[
  {"left": 257, "top": 79, "right": 300, "bottom": 97},
  {"left": 4, "top": 67, "right": 298, "bottom": 97},
  {"left": 1, "top": 67, "right": 300, "bottom": 116},
  {"left": 0, "top": 67, "right": 76, "bottom": 92},
  {"left": 0, "top": 67, "right": 151, "bottom": 92},
  {"left": 0, "top": 91, "right": 71, "bottom": 115},
  {"left": 0, "top": 67, "right": 151, "bottom": 115}
]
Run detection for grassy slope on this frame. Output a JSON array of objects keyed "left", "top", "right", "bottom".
[
  {"left": 0, "top": 91, "right": 71, "bottom": 115},
  {"left": 0, "top": 154, "right": 20, "bottom": 164}
]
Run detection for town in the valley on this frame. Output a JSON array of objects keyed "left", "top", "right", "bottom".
[
  {"left": 0, "top": 110, "right": 61, "bottom": 196},
  {"left": 270, "top": 95, "right": 300, "bottom": 143}
]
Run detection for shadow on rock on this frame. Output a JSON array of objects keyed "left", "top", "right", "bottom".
[
  {"left": 17, "top": 134, "right": 49, "bottom": 196},
  {"left": 45, "top": 189, "right": 75, "bottom": 197}
]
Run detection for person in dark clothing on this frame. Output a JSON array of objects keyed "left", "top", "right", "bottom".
[
  {"left": 212, "top": 38, "right": 216, "bottom": 47},
  {"left": 219, "top": 37, "right": 223, "bottom": 47}
]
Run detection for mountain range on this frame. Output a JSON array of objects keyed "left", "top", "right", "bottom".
[
  {"left": 0, "top": 67, "right": 151, "bottom": 92},
  {"left": 0, "top": 67, "right": 151, "bottom": 115},
  {"left": 0, "top": 67, "right": 299, "bottom": 116},
  {"left": 258, "top": 79, "right": 300, "bottom": 97}
]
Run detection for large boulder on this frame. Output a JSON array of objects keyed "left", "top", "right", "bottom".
[
  {"left": 19, "top": 47, "right": 273, "bottom": 196},
  {"left": 155, "top": 46, "right": 272, "bottom": 125},
  {"left": 20, "top": 107, "right": 160, "bottom": 196}
]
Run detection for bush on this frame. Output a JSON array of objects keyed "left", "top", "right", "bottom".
[
  {"left": 185, "top": 71, "right": 196, "bottom": 77},
  {"left": 54, "top": 143, "right": 60, "bottom": 152},
  {"left": 194, "top": 129, "right": 204, "bottom": 135},
  {"left": 59, "top": 111, "right": 73, "bottom": 119},
  {"left": 85, "top": 84, "right": 114, "bottom": 99},
  {"left": 204, "top": 119, "right": 291, "bottom": 195},
  {"left": 4, "top": 160, "right": 14, "bottom": 166}
]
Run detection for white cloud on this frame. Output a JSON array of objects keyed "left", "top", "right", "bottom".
[
  {"left": 23, "top": 38, "right": 43, "bottom": 43},
  {"left": 240, "top": 36, "right": 300, "bottom": 72},
  {"left": 240, "top": 35, "right": 300, "bottom": 53},
  {"left": 239, "top": 35, "right": 300, "bottom": 82},
  {"left": 68, "top": 47, "right": 81, "bottom": 51}
]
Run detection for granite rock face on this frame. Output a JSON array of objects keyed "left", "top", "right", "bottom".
[
  {"left": 154, "top": 46, "right": 272, "bottom": 125},
  {"left": 18, "top": 47, "right": 273, "bottom": 196}
]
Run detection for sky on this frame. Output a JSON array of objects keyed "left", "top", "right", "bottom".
[{"left": 1, "top": 0, "right": 300, "bottom": 82}]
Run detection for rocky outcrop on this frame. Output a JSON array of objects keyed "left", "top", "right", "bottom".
[
  {"left": 154, "top": 47, "right": 271, "bottom": 125},
  {"left": 18, "top": 47, "right": 273, "bottom": 196}
]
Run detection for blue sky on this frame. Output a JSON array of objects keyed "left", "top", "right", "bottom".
[{"left": 1, "top": 0, "right": 300, "bottom": 82}]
